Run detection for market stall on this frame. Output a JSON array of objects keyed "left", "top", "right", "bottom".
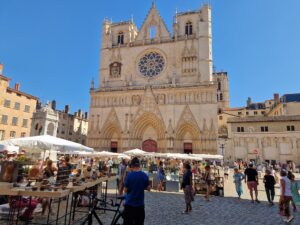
[{"left": 0, "top": 136, "right": 120, "bottom": 224}]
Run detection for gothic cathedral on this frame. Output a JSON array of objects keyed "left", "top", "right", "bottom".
[{"left": 88, "top": 3, "right": 219, "bottom": 154}]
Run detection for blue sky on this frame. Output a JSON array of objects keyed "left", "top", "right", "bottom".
[{"left": 0, "top": 0, "right": 299, "bottom": 113}]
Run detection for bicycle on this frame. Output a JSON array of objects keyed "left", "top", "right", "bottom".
[{"left": 80, "top": 195, "right": 124, "bottom": 225}]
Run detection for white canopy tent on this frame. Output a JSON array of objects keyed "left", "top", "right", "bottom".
[
  {"left": 123, "top": 149, "right": 147, "bottom": 156},
  {"left": 0, "top": 135, "right": 94, "bottom": 153},
  {"left": 0, "top": 144, "right": 20, "bottom": 154},
  {"left": 191, "top": 154, "right": 223, "bottom": 160}
]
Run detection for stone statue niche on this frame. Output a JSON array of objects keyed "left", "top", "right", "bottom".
[{"left": 109, "top": 62, "right": 122, "bottom": 78}]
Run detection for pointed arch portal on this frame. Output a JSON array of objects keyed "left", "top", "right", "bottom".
[{"left": 142, "top": 139, "right": 158, "bottom": 152}]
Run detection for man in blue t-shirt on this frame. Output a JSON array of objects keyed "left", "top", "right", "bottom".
[{"left": 123, "top": 157, "right": 150, "bottom": 225}]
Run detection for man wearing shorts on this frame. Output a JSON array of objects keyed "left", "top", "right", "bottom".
[{"left": 244, "top": 163, "right": 260, "bottom": 203}]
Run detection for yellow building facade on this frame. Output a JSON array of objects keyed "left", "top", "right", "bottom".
[{"left": 0, "top": 64, "right": 38, "bottom": 140}]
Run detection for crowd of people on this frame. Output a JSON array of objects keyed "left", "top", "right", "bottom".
[
  {"left": 1, "top": 151, "right": 300, "bottom": 224},
  {"left": 232, "top": 162, "right": 300, "bottom": 223}
]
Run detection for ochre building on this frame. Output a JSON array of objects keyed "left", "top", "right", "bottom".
[
  {"left": 88, "top": 3, "right": 218, "bottom": 153},
  {"left": 0, "top": 64, "right": 38, "bottom": 140}
]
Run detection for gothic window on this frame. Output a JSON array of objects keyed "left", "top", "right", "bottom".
[
  {"left": 109, "top": 62, "right": 122, "bottom": 78},
  {"left": 185, "top": 21, "right": 193, "bottom": 36},
  {"left": 220, "top": 93, "right": 223, "bottom": 101},
  {"left": 117, "top": 32, "right": 124, "bottom": 45},
  {"left": 150, "top": 25, "right": 156, "bottom": 39},
  {"left": 138, "top": 52, "right": 165, "bottom": 77},
  {"left": 218, "top": 81, "right": 221, "bottom": 90}
]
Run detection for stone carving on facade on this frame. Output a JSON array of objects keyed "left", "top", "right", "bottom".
[
  {"left": 134, "top": 3, "right": 171, "bottom": 43},
  {"left": 100, "top": 108, "right": 123, "bottom": 139},
  {"left": 167, "top": 119, "right": 174, "bottom": 148},
  {"left": 131, "top": 86, "right": 165, "bottom": 126},
  {"left": 157, "top": 94, "right": 165, "bottom": 104},
  {"left": 181, "top": 40, "right": 197, "bottom": 75},
  {"left": 210, "top": 119, "right": 216, "bottom": 132},
  {"left": 132, "top": 95, "right": 141, "bottom": 105},
  {"left": 124, "top": 113, "right": 129, "bottom": 133},
  {"left": 176, "top": 105, "right": 200, "bottom": 133},
  {"left": 297, "top": 139, "right": 300, "bottom": 149},
  {"left": 202, "top": 118, "right": 209, "bottom": 133},
  {"left": 109, "top": 62, "right": 122, "bottom": 78}
]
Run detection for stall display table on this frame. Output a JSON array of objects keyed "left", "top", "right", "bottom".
[{"left": 0, "top": 176, "right": 116, "bottom": 225}]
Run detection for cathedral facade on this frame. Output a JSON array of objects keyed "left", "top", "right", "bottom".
[{"left": 88, "top": 3, "right": 218, "bottom": 154}]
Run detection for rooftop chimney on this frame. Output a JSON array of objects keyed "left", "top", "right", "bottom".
[
  {"left": 0, "top": 64, "right": 3, "bottom": 75},
  {"left": 247, "top": 97, "right": 252, "bottom": 107},
  {"left": 15, "top": 83, "right": 20, "bottom": 91},
  {"left": 84, "top": 112, "right": 88, "bottom": 119},
  {"left": 78, "top": 109, "right": 82, "bottom": 118},
  {"left": 65, "top": 105, "right": 69, "bottom": 114},
  {"left": 274, "top": 93, "right": 280, "bottom": 104},
  {"left": 51, "top": 100, "right": 56, "bottom": 110},
  {"left": 36, "top": 100, "right": 42, "bottom": 110}
]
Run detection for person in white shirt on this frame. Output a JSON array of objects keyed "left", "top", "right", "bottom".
[
  {"left": 279, "top": 170, "right": 294, "bottom": 223},
  {"left": 107, "top": 158, "right": 114, "bottom": 174}
]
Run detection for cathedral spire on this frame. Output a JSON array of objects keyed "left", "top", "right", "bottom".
[
  {"left": 90, "top": 78, "right": 94, "bottom": 90},
  {"left": 152, "top": 1, "right": 156, "bottom": 8}
]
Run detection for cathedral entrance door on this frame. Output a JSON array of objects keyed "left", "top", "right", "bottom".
[
  {"left": 142, "top": 139, "right": 157, "bottom": 152},
  {"left": 111, "top": 141, "right": 118, "bottom": 153},
  {"left": 184, "top": 143, "right": 192, "bottom": 154}
]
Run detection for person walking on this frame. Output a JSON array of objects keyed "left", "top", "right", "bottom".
[
  {"left": 244, "top": 163, "right": 260, "bottom": 203},
  {"left": 233, "top": 168, "right": 244, "bottom": 199},
  {"left": 279, "top": 170, "right": 294, "bottom": 223},
  {"left": 204, "top": 165, "right": 212, "bottom": 201},
  {"left": 157, "top": 161, "right": 165, "bottom": 191},
  {"left": 263, "top": 169, "right": 276, "bottom": 205},
  {"left": 107, "top": 158, "right": 114, "bottom": 174},
  {"left": 181, "top": 163, "right": 193, "bottom": 214},
  {"left": 123, "top": 157, "right": 150, "bottom": 225},
  {"left": 118, "top": 159, "right": 127, "bottom": 195},
  {"left": 290, "top": 173, "right": 300, "bottom": 212}
]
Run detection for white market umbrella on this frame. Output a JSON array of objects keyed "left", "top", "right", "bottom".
[
  {"left": 117, "top": 154, "right": 131, "bottom": 160},
  {"left": 94, "top": 151, "right": 119, "bottom": 158},
  {"left": 0, "top": 135, "right": 94, "bottom": 153},
  {"left": 192, "top": 154, "right": 223, "bottom": 160},
  {"left": 0, "top": 144, "right": 19, "bottom": 154},
  {"left": 123, "top": 149, "right": 147, "bottom": 156}
]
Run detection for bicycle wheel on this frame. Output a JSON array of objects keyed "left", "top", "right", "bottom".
[{"left": 111, "top": 212, "right": 124, "bottom": 225}]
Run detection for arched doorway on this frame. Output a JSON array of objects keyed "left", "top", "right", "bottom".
[
  {"left": 111, "top": 141, "right": 118, "bottom": 153},
  {"left": 142, "top": 139, "right": 157, "bottom": 152},
  {"left": 184, "top": 142, "right": 193, "bottom": 154}
]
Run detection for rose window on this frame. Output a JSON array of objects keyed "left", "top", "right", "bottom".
[{"left": 138, "top": 52, "right": 165, "bottom": 77}]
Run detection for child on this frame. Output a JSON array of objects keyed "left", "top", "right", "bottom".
[{"left": 263, "top": 169, "right": 276, "bottom": 205}]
